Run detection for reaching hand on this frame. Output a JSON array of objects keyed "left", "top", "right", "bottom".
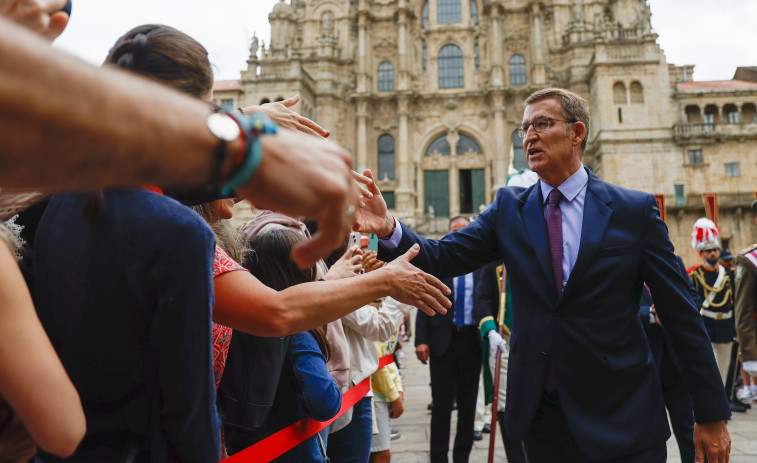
[
  {"left": 361, "top": 250, "right": 385, "bottom": 273},
  {"left": 0, "top": 0, "right": 69, "bottom": 40},
  {"left": 352, "top": 169, "right": 394, "bottom": 236},
  {"left": 694, "top": 421, "right": 730, "bottom": 463},
  {"left": 244, "top": 95, "right": 330, "bottom": 138},
  {"left": 415, "top": 344, "right": 430, "bottom": 364},
  {"left": 382, "top": 244, "right": 451, "bottom": 316},
  {"left": 487, "top": 330, "right": 508, "bottom": 356},
  {"left": 324, "top": 245, "right": 362, "bottom": 280},
  {"left": 239, "top": 129, "right": 357, "bottom": 269}
]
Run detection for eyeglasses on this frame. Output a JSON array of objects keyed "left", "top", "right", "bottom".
[{"left": 517, "top": 117, "right": 576, "bottom": 139}]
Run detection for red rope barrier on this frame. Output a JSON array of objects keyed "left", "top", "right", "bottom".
[{"left": 222, "top": 354, "right": 395, "bottom": 462}]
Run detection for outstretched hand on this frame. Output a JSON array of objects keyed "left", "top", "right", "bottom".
[
  {"left": 324, "top": 245, "right": 362, "bottom": 280},
  {"left": 244, "top": 95, "right": 330, "bottom": 138},
  {"left": 694, "top": 421, "right": 730, "bottom": 463},
  {"left": 352, "top": 169, "right": 394, "bottom": 236},
  {"left": 383, "top": 244, "right": 450, "bottom": 316}
]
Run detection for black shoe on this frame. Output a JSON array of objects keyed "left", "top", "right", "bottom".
[
  {"left": 473, "top": 430, "right": 483, "bottom": 441},
  {"left": 427, "top": 402, "right": 433, "bottom": 411},
  {"left": 482, "top": 423, "right": 491, "bottom": 434},
  {"left": 730, "top": 401, "right": 747, "bottom": 413}
]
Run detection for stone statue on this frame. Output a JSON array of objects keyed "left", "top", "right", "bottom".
[
  {"left": 636, "top": 0, "right": 653, "bottom": 35},
  {"left": 250, "top": 34, "right": 259, "bottom": 58}
]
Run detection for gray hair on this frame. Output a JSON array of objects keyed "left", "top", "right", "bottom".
[{"left": 523, "top": 88, "right": 590, "bottom": 153}]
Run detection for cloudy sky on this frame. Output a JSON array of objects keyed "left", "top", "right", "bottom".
[{"left": 53, "top": 0, "right": 756, "bottom": 82}]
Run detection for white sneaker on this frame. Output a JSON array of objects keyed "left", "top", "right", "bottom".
[{"left": 737, "top": 387, "right": 756, "bottom": 403}]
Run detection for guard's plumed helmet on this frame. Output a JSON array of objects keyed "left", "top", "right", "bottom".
[{"left": 691, "top": 218, "right": 721, "bottom": 252}]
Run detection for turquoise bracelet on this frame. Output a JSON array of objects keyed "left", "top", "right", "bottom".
[{"left": 220, "top": 111, "right": 278, "bottom": 196}]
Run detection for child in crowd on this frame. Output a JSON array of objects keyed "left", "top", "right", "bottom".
[
  {"left": 369, "top": 314, "right": 404, "bottom": 463},
  {"left": 224, "top": 229, "right": 341, "bottom": 461}
]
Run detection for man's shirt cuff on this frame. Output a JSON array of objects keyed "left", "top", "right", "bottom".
[{"left": 379, "top": 217, "right": 402, "bottom": 251}]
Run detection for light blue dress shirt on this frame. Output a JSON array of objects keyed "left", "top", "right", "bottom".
[
  {"left": 539, "top": 166, "right": 589, "bottom": 286},
  {"left": 380, "top": 166, "right": 589, "bottom": 289},
  {"left": 453, "top": 273, "right": 475, "bottom": 325}
]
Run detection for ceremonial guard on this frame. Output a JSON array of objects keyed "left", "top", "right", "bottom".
[
  {"left": 688, "top": 218, "right": 738, "bottom": 389},
  {"left": 474, "top": 262, "right": 526, "bottom": 463},
  {"left": 733, "top": 200, "right": 757, "bottom": 405}
]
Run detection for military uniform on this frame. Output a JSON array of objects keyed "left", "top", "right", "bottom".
[
  {"left": 734, "top": 244, "right": 757, "bottom": 363},
  {"left": 689, "top": 263, "right": 736, "bottom": 383}
]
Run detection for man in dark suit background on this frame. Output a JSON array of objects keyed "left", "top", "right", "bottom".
[
  {"left": 355, "top": 87, "right": 731, "bottom": 462},
  {"left": 639, "top": 255, "right": 699, "bottom": 463},
  {"left": 415, "top": 216, "right": 483, "bottom": 463}
]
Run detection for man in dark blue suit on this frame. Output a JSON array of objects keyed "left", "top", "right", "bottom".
[
  {"left": 354, "top": 88, "right": 731, "bottom": 462},
  {"left": 415, "top": 216, "right": 483, "bottom": 463}
]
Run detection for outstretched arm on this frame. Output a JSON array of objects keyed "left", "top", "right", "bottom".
[
  {"left": 213, "top": 245, "right": 450, "bottom": 337},
  {"left": 0, "top": 18, "right": 355, "bottom": 267}
]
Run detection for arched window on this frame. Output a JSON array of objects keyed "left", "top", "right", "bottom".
[
  {"left": 437, "top": 0, "right": 461, "bottom": 24},
  {"left": 474, "top": 37, "right": 480, "bottom": 72},
  {"left": 259, "top": 98, "right": 271, "bottom": 105},
  {"left": 457, "top": 134, "right": 482, "bottom": 155},
  {"left": 743, "top": 103, "right": 756, "bottom": 122},
  {"left": 509, "top": 54, "right": 526, "bottom": 86},
  {"left": 512, "top": 130, "right": 527, "bottom": 171},
  {"left": 439, "top": 44, "right": 464, "bottom": 89},
  {"left": 426, "top": 134, "right": 451, "bottom": 156},
  {"left": 470, "top": 0, "right": 479, "bottom": 25},
  {"left": 378, "top": 134, "right": 395, "bottom": 180},
  {"left": 685, "top": 105, "right": 701, "bottom": 123},
  {"left": 630, "top": 81, "right": 643, "bottom": 104},
  {"left": 613, "top": 82, "right": 627, "bottom": 104},
  {"left": 421, "top": 2, "right": 428, "bottom": 28},
  {"left": 378, "top": 61, "right": 394, "bottom": 92},
  {"left": 704, "top": 105, "right": 718, "bottom": 124},
  {"left": 422, "top": 40, "right": 427, "bottom": 73}
]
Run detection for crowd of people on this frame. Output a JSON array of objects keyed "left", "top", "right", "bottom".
[{"left": 1, "top": 2, "right": 754, "bottom": 463}]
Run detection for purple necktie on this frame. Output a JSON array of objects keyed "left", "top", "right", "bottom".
[
  {"left": 547, "top": 189, "right": 564, "bottom": 295},
  {"left": 545, "top": 188, "right": 563, "bottom": 392}
]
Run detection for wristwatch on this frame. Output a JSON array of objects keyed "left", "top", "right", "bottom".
[{"left": 206, "top": 111, "right": 244, "bottom": 186}]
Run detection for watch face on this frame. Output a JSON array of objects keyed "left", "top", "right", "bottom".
[{"left": 206, "top": 113, "right": 240, "bottom": 142}]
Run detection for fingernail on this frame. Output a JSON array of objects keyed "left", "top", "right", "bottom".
[{"left": 412, "top": 244, "right": 419, "bottom": 250}]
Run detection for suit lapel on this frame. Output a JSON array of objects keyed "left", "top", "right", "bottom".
[
  {"left": 562, "top": 171, "right": 612, "bottom": 300},
  {"left": 520, "top": 183, "right": 555, "bottom": 290}
]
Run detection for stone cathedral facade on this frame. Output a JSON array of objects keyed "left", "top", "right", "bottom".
[{"left": 216, "top": 0, "right": 757, "bottom": 265}]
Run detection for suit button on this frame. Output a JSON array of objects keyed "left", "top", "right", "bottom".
[
  {"left": 540, "top": 352, "right": 547, "bottom": 359},
  {"left": 553, "top": 312, "right": 562, "bottom": 320}
]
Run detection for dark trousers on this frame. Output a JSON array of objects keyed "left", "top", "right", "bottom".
[
  {"left": 496, "top": 411, "right": 527, "bottom": 463},
  {"left": 658, "top": 348, "right": 695, "bottom": 463},
  {"left": 428, "top": 328, "right": 482, "bottom": 463},
  {"left": 523, "top": 391, "right": 666, "bottom": 463}
]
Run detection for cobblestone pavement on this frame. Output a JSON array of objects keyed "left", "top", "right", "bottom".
[{"left": 389, "top": 311, "right": 757, "bottom": 462}]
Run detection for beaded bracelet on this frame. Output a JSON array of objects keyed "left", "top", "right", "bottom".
[{"left": 219, "top": 111, "right": 278, "bottom": 196}]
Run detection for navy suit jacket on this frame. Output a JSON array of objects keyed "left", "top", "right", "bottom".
[
  {"left": 380, "top": 168, "right": 729, "bottom": 459},
  {"left": 415, "top": 270, "right": 482, "bottom": 357}
]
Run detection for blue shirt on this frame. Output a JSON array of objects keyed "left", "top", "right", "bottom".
[
  {"left": 453, "top": 273, "right": 475, "bottom": 325},
  {"left": 539, "top": 166, "right": 589, "bottom": 287}
]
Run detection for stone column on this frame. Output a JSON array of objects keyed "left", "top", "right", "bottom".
[
  {"left": 448, "top": 131, "right": 460, "bottom": 217},
  {"left": 531, "top": 4, "right": 546, "bottom": 85},
  {"left": 357, "top": 6, "right": 368, "bottom": 93},
  {"left": 398, "top": 0, "right": 409, "bottom": 91},
  {"left": 397, "top": 96, "right": 413, "bottom": 211},
  {"left": 493, "top": 91, "right": 508, "bottom": 190},
  {"left": 489, "top": 4, "right": 503, "bottom": 86},
  {"left": 356, "top": 99, "right": 369, "bottom": 171}
]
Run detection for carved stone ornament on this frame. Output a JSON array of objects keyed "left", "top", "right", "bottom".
[{"left": 504, "top": 32, "right": 529, "bottom": 52}]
